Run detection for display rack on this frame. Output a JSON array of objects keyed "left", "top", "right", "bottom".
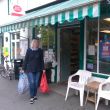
[{"left": 70, "top": 36, "right": 79, "bottom": 74}]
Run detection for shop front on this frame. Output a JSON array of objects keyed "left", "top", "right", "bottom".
[
  {"left": 85, "top": 0, "right": 110, "bottom": 80},
  {"left": 57, "top": 21, "right": 82, "bottom": 82},
  {"left": 0, "top": 0, "right": 102, "bottom": 82}
]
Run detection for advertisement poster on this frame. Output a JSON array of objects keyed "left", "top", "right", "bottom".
[
  {"left": 100, "top": 42, "right": 110, "bottom": 61},
  {"left": 87, "top": 63, "right": 93, "bottom": 70},
  {"left": 88, "top": 45, "right": 95, "bottom": 55},
  {"left": 44, "top": 49, "right": 55, "bottom": 63}
]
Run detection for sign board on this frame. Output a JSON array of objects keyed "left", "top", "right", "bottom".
[
  {"left": 8, "top": 0, "right": 25, "bottom": 16},
  {"left": 3, "top": 47, "right": 9, "bottom": 57},
  {"left": 20, "top": 39, "right": 28, "bottom": 57}
]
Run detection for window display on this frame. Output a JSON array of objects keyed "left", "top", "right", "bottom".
[
  {"left": 86, "top": 18, "right": 98, "bottom": 72},
  {"left": 99, "top": 18, "right": 110, "bottom": 74}
]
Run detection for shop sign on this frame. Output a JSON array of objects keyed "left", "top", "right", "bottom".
[
  {"left": 13, "top": 5, "right": 22, "bottom": 12},
  {"left": 11, "top": 4, "right": 24, "bottom": 16},
  {"left": 8, "top": 0, "right": 25, "bottom": 16}
]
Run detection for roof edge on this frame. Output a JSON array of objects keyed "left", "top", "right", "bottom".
[{"left": 26, "top": 0, "right": 69, "bottom": 14}]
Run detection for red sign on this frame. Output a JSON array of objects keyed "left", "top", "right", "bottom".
[
  {"left": 9, "top": 0, "right": 25, "bottom": 16},
  {"left": 13, "top": 5, "right": 22, "bottom": 12}
]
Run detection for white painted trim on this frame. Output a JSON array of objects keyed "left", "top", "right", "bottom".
[
  {"left": 57, "top": 28, "right": 61, "bottom": 82},
  {"left": 84, "top": 17, "right": 87, "bottom": 70},
  {"left": 97, "top": 17, "right": 100, "bottom": 73},
  {"left": 11, "top": 33, "right": 20, "bottom": 59}
]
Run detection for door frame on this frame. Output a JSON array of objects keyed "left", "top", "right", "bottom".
[{"left": 57, "top": 25, "right": 81, "bottom": 83}]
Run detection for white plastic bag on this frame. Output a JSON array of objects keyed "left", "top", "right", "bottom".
[{"left": 18, "top": 73, "right": 29, "bottom": 94}]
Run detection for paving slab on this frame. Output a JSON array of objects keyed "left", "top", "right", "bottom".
[{"left": 0, "top": 77, "right": 109, "bottom": 110}]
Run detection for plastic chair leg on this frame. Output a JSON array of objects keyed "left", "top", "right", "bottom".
[
  {"left": 80, "top": 90, "right": 84, "bottom": 106},
  {"left": 95, "top": 96, "right": 100, "bottom": 110},
  {"left": 105, "top": 99, "right": 109, "bottom": 106},
  {"left": 65, "top": 86, "right": 70, "bottom": 101}
]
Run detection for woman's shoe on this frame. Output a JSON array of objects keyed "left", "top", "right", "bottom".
[
  {"left": 33, "top": 96, "right": 37, "bottom": 101},
  {"left": 30, "top": 98, "right": 34, "bottom": 104}
]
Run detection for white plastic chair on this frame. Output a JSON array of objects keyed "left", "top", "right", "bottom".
[
  {"left": 65, "top": 70, "right": 92, "bottom": 106},
  {"left": 95, "top": 77, "right": 110, "bottom": 110}
]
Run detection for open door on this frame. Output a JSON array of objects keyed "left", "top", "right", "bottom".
[{"left": 60, "top": 27, "right": 80, "bottom": 82}]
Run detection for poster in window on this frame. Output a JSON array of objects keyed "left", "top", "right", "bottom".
[
  {"left": 100, "top": 42, "right": 110, "bottom": 61},
  {"left": 87, "top": 63, "right": 93, "bottom": 70},
  {"left": 20, "top": 39, "right": 28, "bottom": 57},
  {"left": 88, "top": 45, "right": 95, "bottom": 55}
]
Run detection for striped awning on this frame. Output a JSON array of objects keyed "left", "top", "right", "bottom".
[{"left": 0, "top": 0, "right": 100, "bottom": 33}]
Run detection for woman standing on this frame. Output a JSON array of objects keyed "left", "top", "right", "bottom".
[{"left": 23, "top": 38, "right": 44, "bottom": 104}]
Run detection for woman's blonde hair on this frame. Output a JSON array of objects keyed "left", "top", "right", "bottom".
[{"left": 31, "top": 38, "right": 39, "bottom": 48}]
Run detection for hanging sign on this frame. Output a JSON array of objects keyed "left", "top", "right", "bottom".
[
  {"left": 8, "top": 0, "right": 25, "bottom": 16},
  {"left": 13, "top": 5, "right": 22, "bottom": 12}
]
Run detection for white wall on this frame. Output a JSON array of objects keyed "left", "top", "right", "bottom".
[
  {"left": 0, "top": 0, "right": 19, "bottom": 25},
  {"left": 0, "top": 0, "right": 56, "bottom": 25},
  {"left": 0, "top": 0, "right": 57, "bottom": 68},
  {"left": 3, "top": 32, "right": 11, "bottom": 67},
  {"left": 27, "top": 0, "right": 56, "bottom": 10}
]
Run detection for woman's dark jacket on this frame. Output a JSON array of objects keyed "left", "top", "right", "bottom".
[{"left": 23, "top": 48, "right": 44, "bottom": 73}]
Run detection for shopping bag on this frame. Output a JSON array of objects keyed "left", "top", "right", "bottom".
[
  {"left": 18, "top": 73, "right": 29, "bottom": 94},
  {"left": 40, "top": 72, "right": 49, "bottom": 93}
]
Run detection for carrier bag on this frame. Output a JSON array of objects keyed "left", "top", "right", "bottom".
[
  {"left": 40, "top": 71, "right": 49, "bottom": 93},
  {"left": 18, "top": 73, "right": 29, "bottom": 94}
]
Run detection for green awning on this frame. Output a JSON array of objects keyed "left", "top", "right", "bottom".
[{"left": 0, "top": 0, "right": 100, "bottom": 33}]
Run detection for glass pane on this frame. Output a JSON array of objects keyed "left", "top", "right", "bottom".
[
  {"left": 86, "top": 18, "right": 98, "bottom": 72},
  {"left": 16, "top": 33, "right": 20, "bottom": 39},
  {"left": 99, "top": 18, "right": 110, "bottom": 74},
  {"left": 16, "top": 42, "right": 21, "bottom": 59},
  {"left": 12, "top": 34, "right": 15, "bottom": 40},
  {"left": 39, "top": 26, "right": 55, "bottom": 63},
  {"left": 40, "top": 26, "right": 55, "bottom": 50},
  {"left": 12, "top": 42, "right": 15, "bottom": 59}
]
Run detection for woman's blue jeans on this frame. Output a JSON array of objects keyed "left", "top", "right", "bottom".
[{"left": 27, "top": 72, "right": 40, "bottom": 98}]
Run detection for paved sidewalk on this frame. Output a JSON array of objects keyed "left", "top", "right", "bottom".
[{"left": 0, "top": 77, "right": 109, "bottom": 110}]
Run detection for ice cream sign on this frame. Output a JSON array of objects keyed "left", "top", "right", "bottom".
[
  {"left": 13, "top": 5, "right": 22, "bottom": 12},
  {"left": 9, "top": 0, "right": 25, "bottom": 16}
]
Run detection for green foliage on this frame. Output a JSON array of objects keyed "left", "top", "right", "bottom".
[{"left": 37, "top": 26, "right": 55, "bottom": 49}]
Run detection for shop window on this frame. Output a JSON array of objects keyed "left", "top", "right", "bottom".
[
  {"left": 99, "top": 18, "right": 110, "bottom": 74},
  {"left": 36, "top": 26, "right": 55, "bottom": 63},
  {"left": 16, "top": 33, "right": 20, "bottom": 39},
  {"left": 12, "top": 42, "right": 15, "bottom": 59},
  {"left": 16, "top": 42, "right": 21, "bottom": 59},
  {"left": 86, "top": 18, "right": 98, "bottom": 72},
  {"left": 38, "top": 26, "right": 55, "bottom": 50},
  {"left": 12, "top": 34, "right": 15, "bottom": 40}
]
